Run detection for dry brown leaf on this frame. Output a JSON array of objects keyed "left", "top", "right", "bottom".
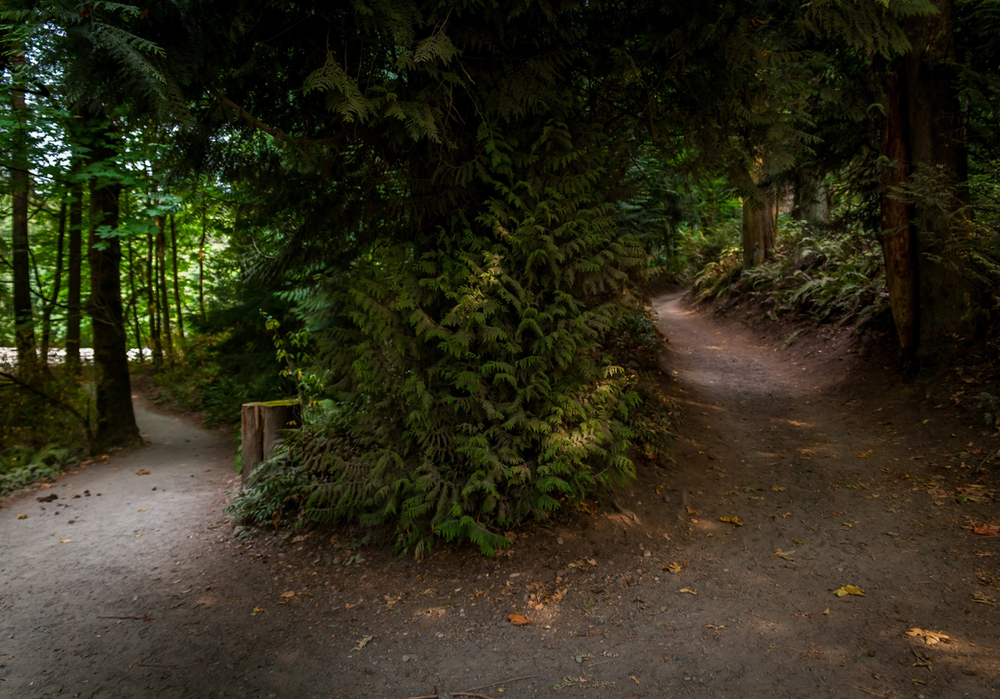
[
  {"left": 280, "top": 591, "right": 295, "bottom": 598},
  {"left": 508, "top": 612, "right": 532, "bottom": 626},
  {"left": 972, "top": 522, "right": 1000, "bottom": 536},
  {"left": 685, "top": 504, "right": 700, "bottom": 515},
  {"left": 679, "top": 588, "right": 697, "bottom": 595},
  {"left": 906, "top": 628, "right": 952, "bottom": 646},
  {"left": 705, "top": 623, "right": 726, "bottom": 630},
  {"left": 720, "top": 516, "right": 744, "bottom": 527},
  {"left": 136, "top": 469, "right": 150, "bottom": 476},
  {"left": 17, "top": 514, "right": 27, "bottom": 520},
  {"left": 353, "top": 635, "right": 374, "bottom": 650},
  {"left": 971, "top": 591, "right": 995, "bottom": 605},
  {"left": 773, "top": 549, "right": 796, "bottom": 561},
  {"left": 822, "top": 608, "right": 830, "bottom": 615},
  {"left": 137, "top": 508, "right": 147, "bottom": 512}
]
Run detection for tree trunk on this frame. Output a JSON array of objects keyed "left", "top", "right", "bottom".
[
  {"left": 40, "top": 202, "right": 67, "bottom": 366},
  {"left": 66, "top": 182, "right": 84, "bottom": 373},
  {"left": 87, "top": 142, "right": 141, "bottom": 451},
  {"left": 880, "top": 71, "right": 918, "bottom": 353},
  {"left": 901, "top": 0, "right": 985, "bottom": 353},
  {"left": 9, "top": 41, "right": 37, "bottom": 374},
  {"left": 240, "top": 400, "right": 301, "bottom": 487},
  {"left": 199, "top": 195, "right": 207, "bottom": 322},
  {"left": 741, "top": 189, "right": 778, "bottom": 270},
  {"left": 170, "top": 213, "right": 184, "bottom": 340},
  {"left": 127, "top": 237, "right": 144, "bottom": 362},
  {"left": 147, "top": 233, "right": 163, "bottom": 366},
  {"left": 155, "top": 215, "right": 173, "bottom": 362},
  {"left": 793, "top": 173, "right": 830, "bottom": 225}
]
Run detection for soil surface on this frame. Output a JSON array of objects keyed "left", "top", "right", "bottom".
[{"left": 2, "top": 290, "right": 999, "bottom": 699}]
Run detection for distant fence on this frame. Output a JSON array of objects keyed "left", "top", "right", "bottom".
[{"left": 0, "top": 348, "right": 146, "bottom": 370}]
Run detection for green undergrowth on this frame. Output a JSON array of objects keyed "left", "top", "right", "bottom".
[{"left": 692, "top": 218, "right": 889, "bottom": 328}]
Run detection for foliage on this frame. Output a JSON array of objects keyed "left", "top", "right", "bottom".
[
  {"left": 0, "top": 443, "right": 72, "bottom": 496},
  {"left": 692, "top": 216, "right": 889, "bottom": 328}
]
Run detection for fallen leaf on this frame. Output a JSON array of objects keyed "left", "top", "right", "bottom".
[
  {"left": 353, "top": 635, "right": 374, "bottom": 650},
  {"left": 345, "top": 603, "right": 356, "bottom": 610},
  {"left": 59, "top": 539, "right": 71, "bottom": 543},
  {"left": 974, "top": 551, "right": 996, "bottom": 558},
  {"left": 17, "top": 514, "right": 27, "bottom": 520},
  {"left": 534, "top": 603, "right": 544, "bottom": 611},
  {"left": 832, "top": 585, "right": 866, "bottom": 597},
  {"left": 291, "top": 535, "right": 308, "bottom": 543},
  {"left": 973, "top": 522, "right": 1000, "bottom": 536},
  {"left": 685, "top": 504, "right": 700, "bottom": 515},
  {"left": 971, "top": 591, "right": 995, "bottom": 605},
  {"left": 705, "top": 623, "right": 726, "bottom": 630},
  {"left": 630, "top": 674, "right": 640, "bottom": 685},
  {"left": 665, "top": 562, "right": 682, "bottom": 574},
  {"left": 587, "top": 559, "right": 597, "bottom": 566},
  {"left": 773, "top": 549, "right": 796, "bottom": 561},
  {"left": 822, "top": 608, "right": 830, "bottom": 615},
  {"left": 906, "top": 628, "right": 952, "bottom": 646},
  {"left": 720, "top": 516, "right": 744, "bottom": 527},
  {"left": 280, "top": 591, "right": 295, "bottom": 598},
  {"left": 771, "top": 485, "right": 786, "bottom": 492},
  {"left": 508, "top": 613, "right": 532, "bottom": 626},
  {"left": 793, "top": 612, "right": 810, "bottom": 618},
  {"left": 252, "top": 606, "right": 263, "bottom": 614},
  {"left": 679, "top": 588, "right": 697, "bottom": 595},
  {"left": 137, "top": 508, "right": 147, "bottom": 512},
  {"left": 136, "top": 469, "right": 150, "bottom": 476}
]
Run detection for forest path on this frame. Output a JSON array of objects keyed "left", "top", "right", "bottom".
[{"left": 0, "top": 294, "right": 998, "bottom": 699}]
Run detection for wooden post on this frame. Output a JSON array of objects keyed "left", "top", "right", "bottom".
[{"left": 241, "top": 399, "right": 301, "bottom": 486}]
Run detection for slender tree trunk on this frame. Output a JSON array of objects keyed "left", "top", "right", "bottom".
[
  {"left": 170, "top": 213, "right": 184, "bottom": 340},
  {"left": 155, "top": 215, "right": 173, "bottom": 362},
  {"left": 793, "top": 172, "right": 830, "bottom": 225},
  {"left": 147, "top": 233, "right": 163, "bottom": 366},
  {"left": 40, "top": 202, "right": 67, "bottom": 366},
  {"left": 199, "top": 196, "right": 207, "bottom": 322},
  {"left": 741, "top": 189, "right": 778, "bottom": 270},
  {"left": 87, "top": 140, "right": 141, "bottom": 451},
  {"left": 66, "top": 181, "right": 84, "bottom": 373},
  {"left": 880, "top": 71, "right": 918, "bottom": 353},
  {"left": 9, "top": 41, "right": 37, "bottom": 374},
  {"left": 127, "top": 237, "right": 144, "bottom": 362}
]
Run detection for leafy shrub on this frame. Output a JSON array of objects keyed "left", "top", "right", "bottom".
[{"left": 0, "top": 444, "right": 72, "bottom": 496}]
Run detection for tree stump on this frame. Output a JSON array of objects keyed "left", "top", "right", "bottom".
[{"left": 241, "top": 399, "right": 301, "bottom": 487}]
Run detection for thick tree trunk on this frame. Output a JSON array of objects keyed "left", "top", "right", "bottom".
[
  {"left": 88, "top": 144, "right": 141, "bottom": 451},
  {"left": 9, "top": 43, "right": 37, "bottom": 374},
  {"left": 155, "top": 215, "right": 173, "bottom": 362},
  {"left": 147, "top": 233, "right": 163, "bottom": 367},
  {"left": 880, "top": 71, "right": 918, "bottom": 352},
  {"left": 40, "top": 202, "right": 67, "bottom": 366},
  {"left": 901, "top": 0, "right": 985, "bottom": 352},
  {"left": 793, "top": 173, "right": 830, "bottom": 225},
  {"left": 170, "top": 213, "right": 184, "bottom": 340},
  {"left": 741, "top": 190, "right": 778, "bottom": 270},
  {"left": 66, "top": 182, "right": 84, "bottom": 373},
  {"left": 240, "top": 400, "right": 301, "bottom": 487}
]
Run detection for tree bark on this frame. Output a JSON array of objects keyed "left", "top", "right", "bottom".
[
  {"left": 127, "top": 236, "right": 144, "bottom": 362},
  {"left": 741, "top": 189, "right": 778, "bottom": 270},
  {"left": 199, "top": 195, "right": 207, "bottom": 322},
  {"left": 40, "top": 202, "right": 67, "bottom": 366},
  {"left": 155, "top": 215, "right": 173, "bottom": 362},
  {"left": 170, "top": 213, "right": 184, "bottom": 340},
  {"left": 66, "top": 182, "right": 84, "bottom": 373},
  {"left": 9, "top": 41, "right": 37, "bottom": 374},
  {"left": 901, "top": 0, "right": 985, "bottom": 352},
  {"left": 147, "top": 233, "right": 163, "bottom": 366},
  {"left": 880, "top": 71, "right": 918, "bottom": 353},
  {"left": 87, "top": 141, "right": 141, "bottom": 451}
]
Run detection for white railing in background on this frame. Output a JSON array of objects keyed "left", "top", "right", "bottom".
[{"left": 0, "top": 347, "right": 146, "bottom": 369}]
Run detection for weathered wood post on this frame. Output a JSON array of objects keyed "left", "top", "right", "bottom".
[{"left": 240, "top": 399, "right": 301, "bottom": 487}]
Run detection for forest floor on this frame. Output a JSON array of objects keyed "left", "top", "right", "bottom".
[{"left": 1, "top": 290, "right": 999, "bottom": 699}]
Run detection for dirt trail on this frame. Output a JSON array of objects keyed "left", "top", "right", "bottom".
[{"left": 1, "top": 292, "right": 998, "bottom": 699}]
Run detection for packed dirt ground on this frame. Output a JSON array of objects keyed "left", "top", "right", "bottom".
[{"left": 2, "top": 290, "right": 998, "bottom": 699}]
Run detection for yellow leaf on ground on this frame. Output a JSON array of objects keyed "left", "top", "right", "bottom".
[
  {"left": 252, "top": 606, "right": 263, "bottom": 614},
  {"left": 906, "top": 628, "right": 952, "bottom": 646},
  {"left": 666, "top": 562, "right": 682, "bottom": 574},
  {"left": 17, "top": 514, "right": 27, "bottom": 519},
  {"left": 508, "top": 613, "right": 532, "bottom": 626},
  {"left": 771, "top": 485, "right": 786, "bottom": 492},
  {"left": 59, "top": 539, "right": 71, "bottom": 543},
  {"left": 822, "top": 608, "right": 830, "bottom": 615},
  {"left": 720, "top": 516, "right": 744, "bottom": 527},
  {"left": 137, "top": 508, "right": 147, "bottom": 512},
  {"left": 832, "top": 585, "right": 866, "bottom": 597},
  {"left": 773, "top": 549, "right": 795, "bottom": 561},
  {"left": 679, "top": 588, "right": 698, "bottom": 595}
]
